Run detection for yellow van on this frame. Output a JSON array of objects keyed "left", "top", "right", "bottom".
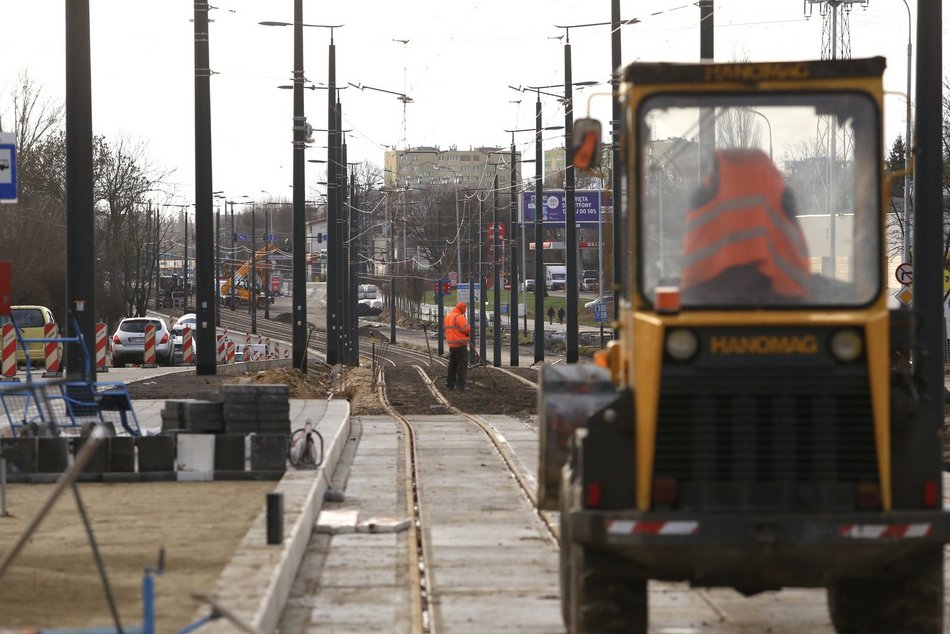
[{"left": 0, "top": 305, "right": 58, "bottom": 366}]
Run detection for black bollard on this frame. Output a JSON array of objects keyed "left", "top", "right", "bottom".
[{"left": 266, "top": 492, "right": 283, "bottom": 545}]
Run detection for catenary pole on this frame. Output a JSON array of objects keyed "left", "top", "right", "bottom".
[
  {"left": 611, "top": 0, "right": 622, "bottom": 324},
  {"left": 534, "top": 92, "right": 545, "bottom": 362},
  {"left": 64, "top": 0, "right": 95, "bottom": 380},
  {"left": 193, "top": 0, "right": 216, "bottom": 374},
  {"left": 326, "top": 36, "right": 340, "bottom": 364},
  {"left": 563, "top": 34, "right": 579, "bottom": 363},
  {"left": 291, "top": 0, "right": 308, "bottom": 371},
  {"left": 509, "top": 139, "right": 519, "bottom": 366},
  {"left": 493, "top": 174, "right": 502, "bottom": 366}
]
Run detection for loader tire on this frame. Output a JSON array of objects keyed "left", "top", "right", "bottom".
[
  {"left": 569, "top": 542, "right": 647, "bottom": 633},
  {"left": 827, "top": 548, "right": 943, "bottom": 634}
]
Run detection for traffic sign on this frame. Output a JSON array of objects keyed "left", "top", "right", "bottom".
[
  {"left": 895, "top": 262, "right": 913, "bottom": 286},
  {"left": 594, "top": 303, "right": 608, "bottom": 323},
  {"left": 894, "top": 286, "right": 913, "bottom": 306},
  {"left": 944, "top": 269, "right": 950, "bottom": 293},
  {"left": 0, "top": 132, "right": 17, "bottom": 204}
]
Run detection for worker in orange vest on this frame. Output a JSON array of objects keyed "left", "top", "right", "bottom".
[
  {"left": 444, "top": 301, "right": 471, "bottom": 390},
  {"left": 681, "top": 149, "right": 810, "bottom": 305}
]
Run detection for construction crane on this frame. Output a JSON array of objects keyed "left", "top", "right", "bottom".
[{"left": 220, "top": 244, "right": 276, "bottom": 309}]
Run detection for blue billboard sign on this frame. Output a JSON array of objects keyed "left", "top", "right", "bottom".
[{"left": 521, "top": 190, "right": 602, "bottom": 225}]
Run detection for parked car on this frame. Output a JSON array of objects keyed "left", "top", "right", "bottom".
[
  {"left": 358, "top": 284, "right": 379, "bottom": 300},
  {"left": 171, "top": 313, "right": 197, "bottom": 363},
  {"left": 584, "top": 292, "right": 615, "bottom": 309},
  {"left": 0, "top": 305, "right": 58, "bottom": 366},
  {"left": 522, "top": 278, "right": 536, "bottom": 293},
  {"left": 112, "top": 316, "right": 172, "bottom": 366},
  {"left": 581, "top": 278, "right": 599, "bottom": 292}
]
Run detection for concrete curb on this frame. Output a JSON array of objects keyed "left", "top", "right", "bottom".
[{"left": 195, "top": 399, "right": 351, "bottom": 633}]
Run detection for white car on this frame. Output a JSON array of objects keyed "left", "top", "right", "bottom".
[
  {"left": 171, "top": 313, "right": 197, "bottom": 363},
  {"left": 112, "top": 316, "right": 172, "bottom": 366}
]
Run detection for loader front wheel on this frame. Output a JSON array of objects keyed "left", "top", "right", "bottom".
[{"left": 827, "top": 548, "right": 943, "bottom": 634}]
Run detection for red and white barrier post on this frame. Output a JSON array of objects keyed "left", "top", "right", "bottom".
[
  {"left": 42, "top": 322, "right": 61, "bottom": 376},
  {"left": 1, "top": 324, "right": 17, "bottom": 380},
  {"left": 216, "top": 333, "right": 227, "bottom": 364},
  {"left": 226, "top": 340, "right": 235, "bottom": 364},
  {"left": 143, "top": 323, "right": 157, "bottom": 367},
  {"left": 182, "top": 327, "right": 194, "bottom": 365},
  {"left": 95, "top": 322, "right": 109, "bottom": 372}
]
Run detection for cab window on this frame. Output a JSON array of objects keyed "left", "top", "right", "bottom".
[{"left": 637, "top": 92, "right": 881, "bottom": 309}]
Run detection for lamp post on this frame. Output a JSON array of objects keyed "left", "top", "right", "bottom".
[
  {"left": 742, "top": 107, "right": 773, "bottom": 160},
  {"left": 434, "top": 165, "right": 462, "bottom": 356},
  {"left": 260, "top": 17, "right": 342, "bottom": 372},
  {"left": 900, "top": 0, "right": 913, "bottom": 264},
  {"left": 506, "top": 114, "right": 563, "bottom": 363}
]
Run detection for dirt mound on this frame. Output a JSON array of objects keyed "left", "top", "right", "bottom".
[
  {"left": 343, "top": 365, "right": 385, "bottom": 416},
  {"left": 248, "top": 365, "right": 333, "bottom": 398}
]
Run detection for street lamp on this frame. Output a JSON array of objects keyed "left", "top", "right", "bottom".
[
  {"left": 506, "top": 107, "right": 564, "bottom": 362},
  {"left": 260, "top": 16, "right": 342, "bottom": 371},
  {"left": 900, "top": 0, "right": 913, "bottom": 264},
  {"left": 742, "top": 107, "right": 773, "bottom": 161}
]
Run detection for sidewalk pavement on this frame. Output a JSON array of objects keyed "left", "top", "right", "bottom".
[{"left": 130, "top": 398, "right": 352, "bottom": 633}]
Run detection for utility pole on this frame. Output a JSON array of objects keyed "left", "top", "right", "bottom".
[
  {"left": 193, "top": 0, "right": 216, "bottom": 374},
  {"left": 509, "top": 139, "right": 519, "bottom": 366},
  {"left": 611, "top": 0, "right": 623, "bottom": 324},
  {"left": 263, "top": 205, "right": 270, "bottom": 320},
  {"left": 291, "top": 0, "right": 308, "bottom": 372},
  {"left": 251, "top": 206, "right": 257, "bottom": 334},
  {"left": 436, "top": 191, "right": 444, "bottom": 356},
  {"left": 326, "top": 34, "right": 340, "bottom": 365},
  {"left": 215, "top": 208, "right": 221, "bottom": 326},
  {"left": 479, "top": 195, "right": 487, "bottom": 364},
  {"left": 563, "top": 30, "right": 579, "bottom": 363},
  {"left": 469, "top": 195, "right": 477, "bottom": 364},
  {"left": 914, "top": 0, "right": 943, "bottom": 447},
  {"left": 153, "top": 203, "right": 160, "bottom": 311},
  {"left": 389, "top": 192, "right": 397, "bottom": 344},
  {"left": 492, "top": 174, "right": 501, "bottom": 367},
  {"left": 183, "top": 210, "right": 189, "bottom": 307},
  {"left": 534, "top": 92, "right": 545, "bottom": 363},
  {"left": 229, "top": 201, "right": 236, "bottom": 309}
]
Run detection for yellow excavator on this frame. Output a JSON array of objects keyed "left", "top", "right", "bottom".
[{"left": 220, "top": 244, "right": 275, "bottom": 309}]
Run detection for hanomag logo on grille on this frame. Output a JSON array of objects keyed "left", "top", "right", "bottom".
[{"left": 709, "top": 334, "right": 819, "bottom": 356}]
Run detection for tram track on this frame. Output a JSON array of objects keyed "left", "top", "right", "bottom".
[{"left": 374, "top": 360, "right": 559, "bottom": 633}]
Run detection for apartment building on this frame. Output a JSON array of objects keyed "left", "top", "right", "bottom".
[{"left": 383, "top": 145, "right": 521, "bottom": 190}]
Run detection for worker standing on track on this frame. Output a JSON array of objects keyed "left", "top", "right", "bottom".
[{"left": 444, "top": 301, "right": 471, "bottom": 391}]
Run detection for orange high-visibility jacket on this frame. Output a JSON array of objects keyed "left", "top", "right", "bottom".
[
  {"left": 445, "top": 306, "right": 471, "bottom": 348},
  {"left": 682, "top": 149, "right": 810, "bottom": 298}
]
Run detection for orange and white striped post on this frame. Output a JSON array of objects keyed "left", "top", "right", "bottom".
[
  {"left": 42, "top": 322, "right": 61, "bottom": 376},
  {"left": 143, "top": 323, "right": 157, "bottom": 367},
  {"left": 95, "top": 322, "right": 109, "bottom": 372},
  {"left": 273, "top": 340, "right": 280, "bottom": 360},
  {"left": 226, "top": 340, "right": 235, "bottom": 364},
  {"left": 1, "top": 324, "right": 17, "bottom": 380},
  {"left": 182, "top": 327, "right": 194, "bottom": 365}
]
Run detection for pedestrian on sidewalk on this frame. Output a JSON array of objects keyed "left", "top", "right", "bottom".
[
  {"left": 557, "top": 307, "right": 565, "bottom": 325},
  {"left": 444, "top": 301, "right": 471, "bottom": 391},
  {"left": 547, "top": 306, "right": 555, "bottom": 325}
]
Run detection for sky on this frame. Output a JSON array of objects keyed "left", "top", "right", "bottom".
[{"left": 0, "top": 0, "right": 946, "bottom": 209}]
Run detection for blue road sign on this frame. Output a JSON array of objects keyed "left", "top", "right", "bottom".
[
  {"left": 0, "top": 132, "right": 18, "bottom": 204},
  {"left": 594, "top": 303, "right": 608, "bottom": 323}
]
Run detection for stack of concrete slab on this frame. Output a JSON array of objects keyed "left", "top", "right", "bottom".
[
  {"left": 161, "top": 399, "right": 224, "bottom": 433},
  {"left": 222, "top": 384, "right": 290, "bottom": 434}
]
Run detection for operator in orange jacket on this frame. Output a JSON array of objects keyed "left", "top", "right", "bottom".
[
  {"left": 444, "top": 301, "right": 471, "bottom": 390},
  {"left": 681, "top": 148, "right": 810, "bottom": 305}
]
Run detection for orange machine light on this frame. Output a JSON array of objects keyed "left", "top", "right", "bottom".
[
  {"left": 594, "top": 349, "right": 610, "bottom": 368},
  {"left": 655, "top": 286, "right": 681, "bottom": 313}
]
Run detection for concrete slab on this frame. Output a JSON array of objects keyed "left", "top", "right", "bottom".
[{"left": 194, "top": 399, "right": 350, "bottom": 634}]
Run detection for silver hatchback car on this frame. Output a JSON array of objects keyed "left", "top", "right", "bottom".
[{"left": 112, "top": 317, "right": 172, "bottom": 366}]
